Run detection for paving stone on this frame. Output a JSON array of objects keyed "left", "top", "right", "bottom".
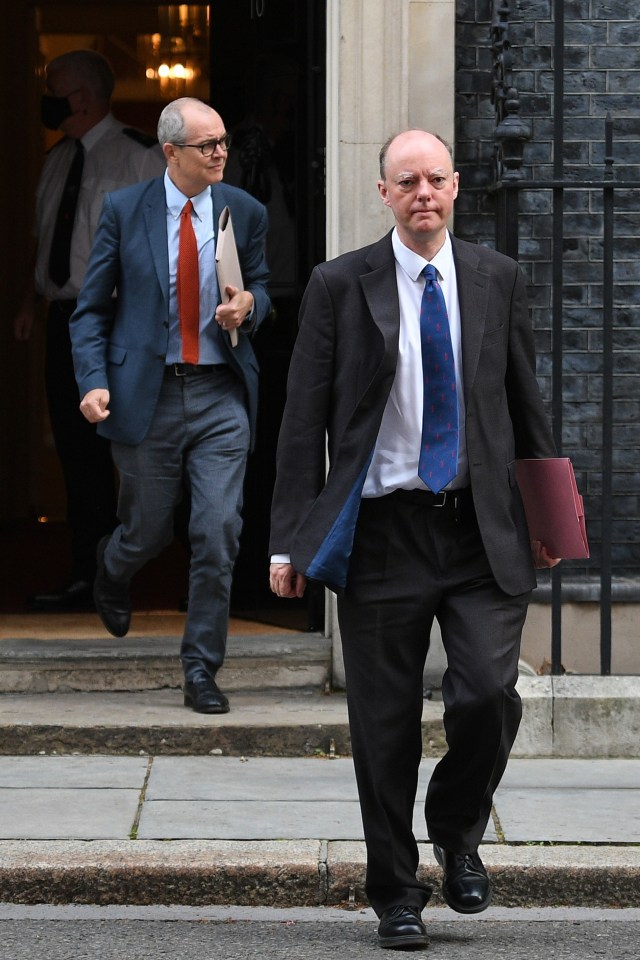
[
  {"left": 501, "top": 757, "right": 640, "bottom": 789},
  {"left": 495, "top": 787, "right": 640, "bottom": 842},
  {"left": 137, "top": 799, "right": 367, "bottom": 840},
  {"left": 0, "top": 789, "right": 139, "bottom": 840},
  {"left": 146, "top": 756, "right": 360, "bottom": 801},
  {"left": 0, "top": 756, "right": 148, "bottom": 789}
]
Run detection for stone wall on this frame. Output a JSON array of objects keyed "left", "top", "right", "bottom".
[{"left": 454, "top": 0, "right": 640, "bottom": 582}]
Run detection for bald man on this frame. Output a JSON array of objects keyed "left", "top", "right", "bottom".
[
  {"left": 270, "top": 130, "right": 558, "bottom": 948},
  {"left": 71, "top": 97, "right": 270, "bottom": 714}
]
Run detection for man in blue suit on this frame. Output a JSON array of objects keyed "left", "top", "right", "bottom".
[{"left": 70, "top": 97, "right": 270, "bottom": 714}]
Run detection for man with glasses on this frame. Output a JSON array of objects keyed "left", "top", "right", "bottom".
[
  {"left": 70, "top": 97, "right": 271, "bottom": 713},
  {"left": 14, "top": 49, "right": 165, "bottom": 612}
]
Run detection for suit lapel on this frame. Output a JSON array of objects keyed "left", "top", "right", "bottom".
[
  {"left": 210, "top": 182, "right": 226, "bottom": 231},
  {"left": 143, "top": 177, "right": 170, "bottom": 308},
  {"left": 452, "top": 237, "right": 490, "bottom": 398},
  {"left": 360, "top": 232, "right": 401, "bottom": 371},
  {"left": 305, "top": 234, "right": 399, "bottom": 589}
]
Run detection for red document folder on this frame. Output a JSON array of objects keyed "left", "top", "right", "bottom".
[{"left": 515, "top": 457, "right": 590, "bottom": 559}]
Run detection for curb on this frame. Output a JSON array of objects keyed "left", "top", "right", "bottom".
[
  {"left": 0, "top": 841, "right": 638, "bottom": 908},
  {"left": 0, "top": 721, "right": 356, "bottom": 758}
]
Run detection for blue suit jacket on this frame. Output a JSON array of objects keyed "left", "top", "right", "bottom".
[{"left": 70, "top": 177, "right": 270, "bottom": 448}]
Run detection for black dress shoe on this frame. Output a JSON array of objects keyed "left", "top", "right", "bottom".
[
  {"left": 377, "top": 905, "right": 428, "bottom": 950},
  {"left": 433, "top": 843, "right": 491, "bottom": 914},
  {"left": 184, "top": 676, "right": 230, "bottom": 714},
  {"left": 28, "top": 579, "right": 94, "bottom": 612},
  {"left": 93, "top": 536, "right": 131, "bottom": 638}
]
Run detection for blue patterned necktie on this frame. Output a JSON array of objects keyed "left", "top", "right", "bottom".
[{"left": 418, "top": 263, "right": 459, "bottom": 493}]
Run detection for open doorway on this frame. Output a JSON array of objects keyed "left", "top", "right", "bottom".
[
  {"left": 212, "top": 0, "right": 326, "bottom": 629},
  {"left": 0, "top": 1, "right": 326, "bottom": 631}
]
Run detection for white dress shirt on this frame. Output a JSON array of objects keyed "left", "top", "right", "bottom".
[
  {"left": 362, "top": 228, "right": 469, "bottom": 496},
  {"left": 34, "top": 113, "right": 165, "bottom": 300},
  {"left": 271, "top": 228, "right": 470, "bottom": 564}
]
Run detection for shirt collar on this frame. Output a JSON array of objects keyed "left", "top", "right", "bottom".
[
  {"left": 391, "top": 227, "right": 453, "bottom": 283},
  {"left": 164, "top": 169, "right": 211, "bottom": 221},
  {"left": 80, "top": 113, "right": 118, "bottom": 153}
]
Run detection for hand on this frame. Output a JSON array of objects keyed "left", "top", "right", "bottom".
[
  {"left": 531, "top": 540, "right": 561, "bottom": 569},
  {"left": 215, "top": 286, "right": 254, "bottom": 334},
  {"left": 13, "top": 265, "right": 38, "bottom": 341},
  {"left": 79, "top": 388, "right": 110, "bottom": 423},
  {"left": 13, "top": 302, "right": 36, "bottom": 341},
  {"left": 269, "top": 562, "right": 307, "bottom": 599}
]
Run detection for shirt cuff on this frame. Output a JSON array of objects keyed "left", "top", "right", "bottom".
[{"left": 241, "top": 301, "right": 256, "bottom": 333}]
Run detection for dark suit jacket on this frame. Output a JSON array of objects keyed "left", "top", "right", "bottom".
[
  {"left": 70, "top": 177, "right": 270, "bottom": 448},
  {"left": 270, "top": 231, "right": 556, "bottom": 597}
]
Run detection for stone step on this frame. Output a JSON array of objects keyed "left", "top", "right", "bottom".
[
  {"left": 0, "top": 632, "right": 331, "bottom": 696},
  {"left": 3, "top": 679, "right": 640, "bottom": 759},
  {"left": 0, "top": 689, "right": 448, "bottom": 758}
]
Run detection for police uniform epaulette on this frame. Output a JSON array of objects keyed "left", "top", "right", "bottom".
[{"left": 122, "top": 127, "right": 158, "bottom": 148}]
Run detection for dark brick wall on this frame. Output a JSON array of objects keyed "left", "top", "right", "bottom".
[{"left": 454, "top": 0, "right": 640, "bottom": 579}]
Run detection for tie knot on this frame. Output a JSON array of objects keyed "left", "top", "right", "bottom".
[
  {"left": 181, "top": 199, "right": 194, "bottom": 217},
  {"left": 423, "top": 263, "right": 437, "bottom": 284}
]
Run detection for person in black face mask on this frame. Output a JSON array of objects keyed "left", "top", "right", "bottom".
[
  {"left": 40, "top": 88, "right": 75, "bottom": 131},
  {"left": 13, "top": 49, "right": 165, "bottom": 612}
]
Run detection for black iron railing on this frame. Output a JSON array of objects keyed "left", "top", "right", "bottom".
[{"left": 489, "top": 0, "right": 640, "bottom": 675}]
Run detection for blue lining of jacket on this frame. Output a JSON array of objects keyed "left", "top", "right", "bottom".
[{"left": 306, "top": 452, "right": 373, "bottom": 590}]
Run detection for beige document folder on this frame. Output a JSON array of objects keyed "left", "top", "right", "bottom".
[
  {"left": 215, "top": 206, "right": 243, "bottom": 348},
  {"left": 515, "top": 457, "right": 590, "bottom": 559}
]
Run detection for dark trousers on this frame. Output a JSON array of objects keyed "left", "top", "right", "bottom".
[
  {"left": 337, "top": 489, "right": 530, "bottom": 917},
  {"left": 45, "top": 301, "right": 117, "bottom": 581}
]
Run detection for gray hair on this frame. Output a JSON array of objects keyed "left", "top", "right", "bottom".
[
  {"left": 157, "top": 97, "right": 210, "bottom": 145},
  {"left": 379, "top": 131, "right": 454, "bottom": 179},
  {"left": 46, "top": 50, "right": 115, "bottom": 102}
]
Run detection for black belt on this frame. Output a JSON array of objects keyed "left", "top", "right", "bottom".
[
  {"left": 387, "top": 487, "right": 476, "bottom": 523},
  {"left": 391, "top": 487, "right": 470, "bottom": 507},
  {"left": 166, "top": 363, "right": 226, "bottom": 376}
]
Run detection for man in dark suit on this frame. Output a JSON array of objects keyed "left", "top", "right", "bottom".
[
  {"left": 270, "top": 130, "right": 559, "bottom": 949},
  {"left": 70, "top": 97, "right": 270, "bottom": 714}
]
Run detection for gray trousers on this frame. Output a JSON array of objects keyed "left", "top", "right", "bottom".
[{"left": 106, "top": 366, "right": 250, "bottom": 680}]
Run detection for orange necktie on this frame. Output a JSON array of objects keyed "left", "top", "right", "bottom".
[{"left": 177, "top": 199, "right": 200, "bottom": 363}]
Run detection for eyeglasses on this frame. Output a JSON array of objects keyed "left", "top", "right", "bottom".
[{"left": 172, "top": 134, "right": 232, "bottom": 157}]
